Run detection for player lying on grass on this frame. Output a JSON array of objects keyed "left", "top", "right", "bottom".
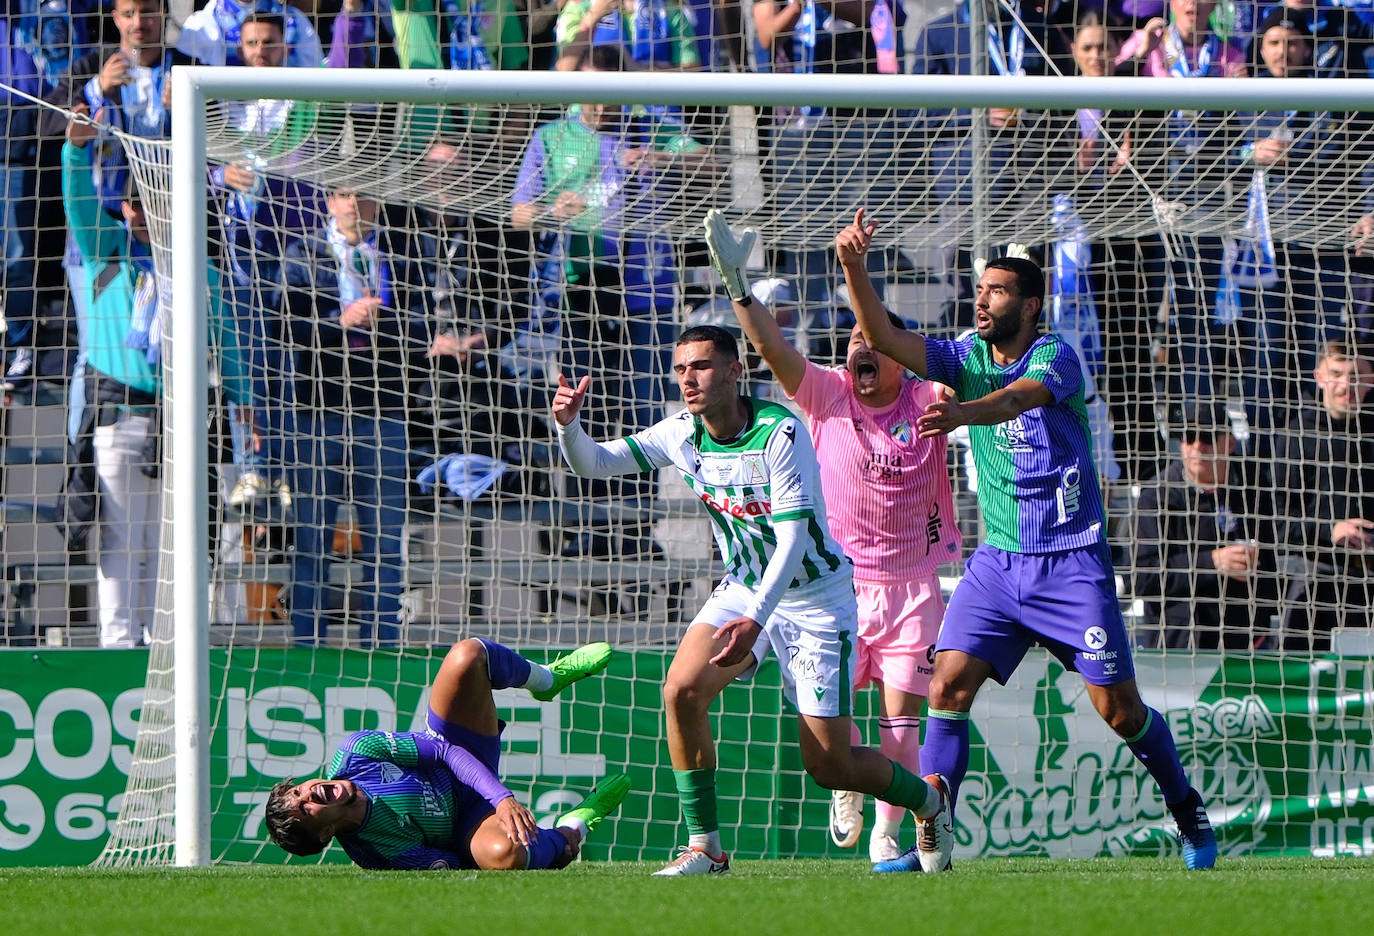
[
  {"left": 552, "top": 325, "right": 951, "bottom": 876},
  {"left": 265, "top": 638, "right": 628, "bottom": 869}
]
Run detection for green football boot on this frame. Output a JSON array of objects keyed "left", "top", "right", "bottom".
[
  {"left": 558, "top": 773, "right": 631, "bottom": 833},
  {"left": 529, "top": 641, "right": 614, "bottom": 702}
]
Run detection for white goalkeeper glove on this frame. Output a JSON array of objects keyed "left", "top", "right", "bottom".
[
  {"left": 704, "top": 209, "right": 757, "bottom": 304},
  {"left": 973, "top": 242, "right": 1030, "bottom": 279}
]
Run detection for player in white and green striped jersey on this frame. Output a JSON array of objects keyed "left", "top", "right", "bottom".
[{"left": 553, "top": 324, "right": 950, "bottom": 876}]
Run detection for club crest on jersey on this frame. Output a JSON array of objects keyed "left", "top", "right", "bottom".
[
  {"left": 743, "top": 454, "right": 766, "bottom": 484},
  {"left": 381, "top": 763, "right": 403, "bottom": 783},
  {"left": 993, "top": 415, "right": 1033, "bottom": 454},
  {"left": 890, "top": 421, "right": 913, "bottom": 444}
]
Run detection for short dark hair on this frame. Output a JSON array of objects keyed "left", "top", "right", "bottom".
[
  {"left": 885, "top": 311, "right": 908, "bottom": 330},
  {"left": 588, "top": 44, "right": 623, "bottom": 73},
  {"left": 984, "top": 256, "right": 1046, "bottom": 312},
  {"left": 678, "top": 324, "right": 739, "bottom": 361},
  {"left": 264, "top": 778, "right": 327, "bottom": 856},
  {"left": 240, "top": 11, "right": 286, "bottom": 38}
]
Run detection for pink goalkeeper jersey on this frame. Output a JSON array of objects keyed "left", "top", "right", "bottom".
[{"left": 790, "top": 361, "right": 961, "bottom": 583}]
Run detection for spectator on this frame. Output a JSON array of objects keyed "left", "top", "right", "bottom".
[
  {"left": 1238, "top": 7, "right": 1374, "bottom": 422},
  {"left": 1133, "top": 400, "right": 1281, "bottom": 650},
  {"left": 1, "top": 0, "right": 47, "bottom": 391},
  {"left": 178, "top": 0, "right": 322, "bottom": 69},
  {"left": 1120, "top": 0, "right": 1249, "bottom": 405},
  {"left": 510, "top": 44, "right": 710, "bottom": 523},
  {"left": 556, "top": 0, "right": 700, "bottom": 71},
  {"left": 906, "top": 0, "right": 1064, "bottom": 328},
  {"left": 1055, "top": 8, "right": 1168, "bottom": 482},
  {"left": 281, "top": 189, "right": 431, "bottom": 646},
  {"left": 1276, "top": 340, "right": 1374, "bottom": 651},
  {"left": 213, "top": 11, "right": 326, "bottom": 513},
  {"left": 1248, "top": 0, "right": 1373, "bottom": 79}
]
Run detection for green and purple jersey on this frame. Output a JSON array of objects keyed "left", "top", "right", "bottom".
[
  {"left": 327, "top": 729, "right": 508, "bottom": 870},
  {"left": 925, "top": 333, "right": 1104, "bottom": 554}
]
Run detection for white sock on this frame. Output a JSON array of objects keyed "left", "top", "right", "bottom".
[
  {"left": 914, "top": 781, "right": 942, "bottom": 820},
  {"left": 558, "top": 815, "right": 589, "bottom": 845},
  {"left": 873, "top": 813, "right": 904, "bottom": 838},
  {"left": 523, "top": 663, "right": 555, "bottom": 693},
  {"left": 688, "top": 831, "right": 723, "bottom": 856}
]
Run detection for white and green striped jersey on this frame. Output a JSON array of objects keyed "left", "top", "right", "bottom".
[{"left": 625, "top": 399, "right": 850, "bottom": 589}]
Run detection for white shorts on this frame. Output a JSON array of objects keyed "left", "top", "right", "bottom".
[
  {"left": 853, "top": 574, "right": 945, "bottom": 697},
  {"left": 693, "top": 576, "right": 858, "bottom": 718}
]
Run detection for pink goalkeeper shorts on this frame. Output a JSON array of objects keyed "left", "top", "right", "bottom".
[{"left": 852, "top": 573, "right": 945, "bottom": 697}]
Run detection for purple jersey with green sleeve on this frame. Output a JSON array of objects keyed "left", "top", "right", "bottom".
[
  {"left": 924, "top": 333, "right": 1104, "bottom": 554},
  {"left": 327, "top": 730, "right": 500, "bottom": 870}
]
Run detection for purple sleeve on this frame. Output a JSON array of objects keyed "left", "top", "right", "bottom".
[
  {"left": 922, "top": 335, "right": 966, "bottom": 390},
  {"left": 326, "top": 12, "right": 370, "bottom": 69},
  {"left": 411, "top": 734, "right": 514, "bottom": 809},
  {"left": 1021, "top": 338, "right": 1084, "bottom": 403},
  {"left": 511, "top": 135, "right": 546, "bottom": 207}
]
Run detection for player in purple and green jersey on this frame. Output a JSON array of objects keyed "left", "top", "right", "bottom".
[
  {"left": 838, "top": 208, "right": 1218, "bottom": 874},
  {"left": 265, "top": 638, "right": 628, "bottom": 869}
]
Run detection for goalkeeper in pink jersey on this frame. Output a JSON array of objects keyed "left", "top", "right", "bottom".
[{"left": 705, "top": 211, "right": 961, "bottom": 866}]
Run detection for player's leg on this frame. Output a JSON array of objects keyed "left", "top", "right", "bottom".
[
  {"left": 656, "top": 593, "right": 758, "bottom": 876},
  {"left": 466, "top": 773, "right": 632, "bottom": 871},
  {"left": 873, "top": 682, "right": 925, "bottom": 861},
  {"left": 866, "top": 576, "right": 943, "bottom": 862},
  {"left": 772, "top": 581, "right": 946, "bottom": 868},
  {"left": 467, "top": 810, "right": 581, "bottom": 871},
  {"left": 1036, "top": 542, "right": 1216, "bottom": 870},
  {"left": 1082, "top": 678, "right": 1216, "bottom": 869},
  {"left": 428, "top": 637, "right": 613, "bottom": 737},
  {"left": 797, "top": 713, "right": 944, "bottom": 820}
]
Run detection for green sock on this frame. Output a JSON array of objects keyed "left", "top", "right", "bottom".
[
  {"left": 672, "top": 767, "right": 719, "bottom": 836},
  {"left": 880, "top": 760, "right": 929, "bottom": 814}
]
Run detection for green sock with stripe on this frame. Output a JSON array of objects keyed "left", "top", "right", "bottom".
[{"left": 880, "top": 760, "right": 930, "bottom": 814}]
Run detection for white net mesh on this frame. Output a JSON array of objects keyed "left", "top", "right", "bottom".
[{"left": 1, "top": 58, "right": 1369, "bottom": 864}]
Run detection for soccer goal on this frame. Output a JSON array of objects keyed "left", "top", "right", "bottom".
[{"left": 98, "top": 66, "right": 1374, "bottom": 867}]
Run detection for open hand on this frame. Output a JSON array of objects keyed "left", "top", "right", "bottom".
[
  {"left": 494, "top": 795, "right": 538, "bottom": 848},
  {"left": 916, "top": 397, "right": 966, "bottom": 438}
]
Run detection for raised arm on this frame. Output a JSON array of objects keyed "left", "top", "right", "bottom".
[
  {"left": 838, "top": 208, "right": 929, "bottom": 377},
  {"left": 552, "top": 374, "right": 654, "bottom": 477},
  {"left": 703, "top": 210, "right": 807, "bottom": 395}
]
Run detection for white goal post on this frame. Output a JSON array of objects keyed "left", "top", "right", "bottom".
[{"left": 143, "top": 68, "right": 1374, "bottom": 867}]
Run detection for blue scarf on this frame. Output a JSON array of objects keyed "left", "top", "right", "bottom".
[
  {"left": 327, "top": 219, "right": 393, "bottom": 310},
  {"left": 1048, "top": 194, "right": 1104, "bottom": 380},
  {"left": 446, "top": 0, "right": 492, "bottom": 71},
  {"left": 1214, "top": 170, "right": 1278, "bottom": 325},
  {"left": 125, "top": 242, "right": 161, "bottom": 365},
  {"left": 630, "top": 0, "right": 671, "bottom": 66}
]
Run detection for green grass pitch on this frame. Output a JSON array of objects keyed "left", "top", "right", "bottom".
[{"left": 8, "top": 857, "right": 1374, "bottom": 936}]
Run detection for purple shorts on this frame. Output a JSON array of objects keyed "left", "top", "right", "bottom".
[
  {"left": 937, "top": 542, "right": 1136, "bottom": 686},
  {"left": 426, "top": 709, "right": 506, "bottom": 855}
]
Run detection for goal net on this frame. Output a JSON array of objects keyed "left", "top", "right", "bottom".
[{"left": 74, "top": 66, "right": 1374, "bottom": 866}]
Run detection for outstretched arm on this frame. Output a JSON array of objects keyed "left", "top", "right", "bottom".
[
  {"left": 411, "top": 734, "right": 537, "bottom": 847},
  {"left": 552, "top": 374, "right": 650, "bottom": 478},
  {"left": 838, "top": 208, "right": 929, "bottom": 377},
  {"left": 916, "top": 378, "right": 1053, "bottom": 438},
  {"left": 703, "top": 210, "right": 807, "bottom": 395}
]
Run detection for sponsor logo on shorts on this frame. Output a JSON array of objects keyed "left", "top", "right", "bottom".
[
  {"left": 925, "top": 646, "right": 937, "bottom": 666},
  {"left": 1083, "top": 626, "right": 1108, "bottom": 651},
  {"left": 1081, "top": 650, "right": 1118, "bottom": 662},
  {"left": 814, "top": 687, "right": 827, "bottom": 700},
  {"left": 429, "top": 859, "right": 454, "bottom": 870}
]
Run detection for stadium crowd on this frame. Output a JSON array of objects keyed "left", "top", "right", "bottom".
[{"left": 0, "top": 0, "right": 1369, "bottom": 651}]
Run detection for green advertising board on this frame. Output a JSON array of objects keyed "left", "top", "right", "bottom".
[{"left": 1, "top": 649, "right": 1372, "bottom": 866}]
